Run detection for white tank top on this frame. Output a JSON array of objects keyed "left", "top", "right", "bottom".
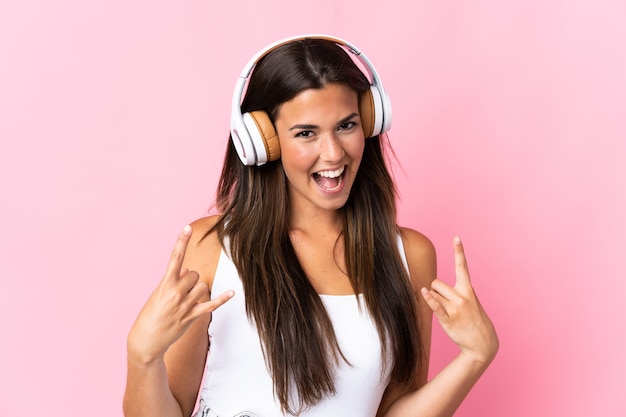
[{"left": 197, "top": 237, "right": 408, "bottom": 417}]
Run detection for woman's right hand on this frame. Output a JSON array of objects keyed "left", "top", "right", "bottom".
[{"left": 127, "top": 225, "right": 234, "bottom": 364}]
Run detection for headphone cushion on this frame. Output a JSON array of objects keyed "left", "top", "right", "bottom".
[
  {"left": 359, "top": 89, "right": 375, "bottom": 138},
  {"left": 359, "top": 87, "right": 384, "bottom": 138},
  {"left": 247, "top": 110, "right": 281, "bottom": 162}
]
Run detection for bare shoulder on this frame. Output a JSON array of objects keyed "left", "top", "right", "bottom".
[
  {"left": 377, "top": 227, "right": 437, "bottom": 415},
  {"left": 398, "top": 226, "right": 437, "bottom": 290},
  {"left": 182, "top": 215, "right": 223, "bottom": 290}
]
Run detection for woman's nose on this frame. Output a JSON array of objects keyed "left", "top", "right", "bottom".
[{"left": 319, "top": 133, "right": 345, "bottom": 162}]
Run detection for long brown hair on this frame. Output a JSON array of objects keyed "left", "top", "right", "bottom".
[{"left": 208, "top": 38, "right": 423, "bottom": 414}]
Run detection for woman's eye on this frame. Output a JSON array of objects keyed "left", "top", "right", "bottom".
[
  {"left": 295, "top": 130, "right": 314, "bottom": 138},
  {"left": 338, "top": 121, "right": 356, "bottom": 131}
]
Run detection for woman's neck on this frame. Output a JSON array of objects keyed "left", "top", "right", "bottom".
[{"left": 287, "top": 207, "right": 343, "bottom": 237}]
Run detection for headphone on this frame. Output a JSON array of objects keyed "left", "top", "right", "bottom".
[{"left": 230, "top": 34, "right": 392, "bottom": 166}]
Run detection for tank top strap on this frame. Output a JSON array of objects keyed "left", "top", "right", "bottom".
[{"left": 396, "top": 233, "right": 409, "bottom": 273}]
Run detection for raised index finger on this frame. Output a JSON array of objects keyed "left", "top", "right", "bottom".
[
  {"left": 163, "top": 224, "right": 193, "bottom": 281},
  {"left": 453, "top": 236, "right": 472, "bottom": 289}
]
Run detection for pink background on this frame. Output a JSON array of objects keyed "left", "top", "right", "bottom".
[{"left": 1, "top": 0, "right": 624, "bottom": 416}]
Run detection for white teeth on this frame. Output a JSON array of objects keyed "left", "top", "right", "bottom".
[{"left": 316, "top": 166, "right": 345, "bottom": 178}]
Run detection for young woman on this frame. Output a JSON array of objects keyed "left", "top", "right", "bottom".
[{"left": 123, "top": 35, "right": 498, "bottom": 417}]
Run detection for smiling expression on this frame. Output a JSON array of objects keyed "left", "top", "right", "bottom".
[{"left": 274, "top": 83, "right": 366, "bottom": 216}]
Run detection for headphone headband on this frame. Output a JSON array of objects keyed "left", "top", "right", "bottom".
[{"left": 230, "top": 34, "right": 392, "bottom": 166}]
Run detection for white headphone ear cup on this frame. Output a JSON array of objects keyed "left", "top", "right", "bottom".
[
  {"left": 231, "top": 116, "right": 256, "bottom": 166},
  {"left": 378, "top": 85, "right": 392, "bottom": 134},
  {"left": 242, "top": 112, "right": 268, "bottom": 165}
]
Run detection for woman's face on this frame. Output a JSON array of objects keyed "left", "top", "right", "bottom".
[{"left": 274, "top": 83, "right": 365, "bottom": 216}]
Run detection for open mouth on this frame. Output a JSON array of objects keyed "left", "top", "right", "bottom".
[{"left": 312, "top": 166, "right": 346, "bottom": 191}]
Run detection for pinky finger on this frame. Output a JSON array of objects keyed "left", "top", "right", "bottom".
[{"left": 192, "top": 290, "right": 235, "bottom": 318}]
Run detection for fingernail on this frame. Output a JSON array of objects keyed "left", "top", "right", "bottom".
[
  {"left": 183, "top": 225, "right": 192, "bottom": 235},
  {"left": 454, "top": 236, "right": 461, "bottom": 245}
]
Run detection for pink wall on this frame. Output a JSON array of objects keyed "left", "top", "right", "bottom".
[{"left": 1, "top": 0, "right": 624, "bottom": 416}]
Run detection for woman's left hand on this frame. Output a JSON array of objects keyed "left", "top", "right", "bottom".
[{"left": 421, "top": 237, "right": 499, "bottom": 365}]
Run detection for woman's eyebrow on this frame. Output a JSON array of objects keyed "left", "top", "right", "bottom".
[
  {"left": 336, "top": 113, "right": 359, "bottom": 126},
  {"left": 288, "top": 113, "right": 359, "bottom": 131},
  {"left": 289, "top": 123, "right": 318, "bottom": 131}
]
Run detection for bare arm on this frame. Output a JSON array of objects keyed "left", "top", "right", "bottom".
[
  {"left": 123, "top": 220, "right": 233, "bottom": 417},
  {"left": 383, "top": 236, "right": 499, "bottom": 417}
]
